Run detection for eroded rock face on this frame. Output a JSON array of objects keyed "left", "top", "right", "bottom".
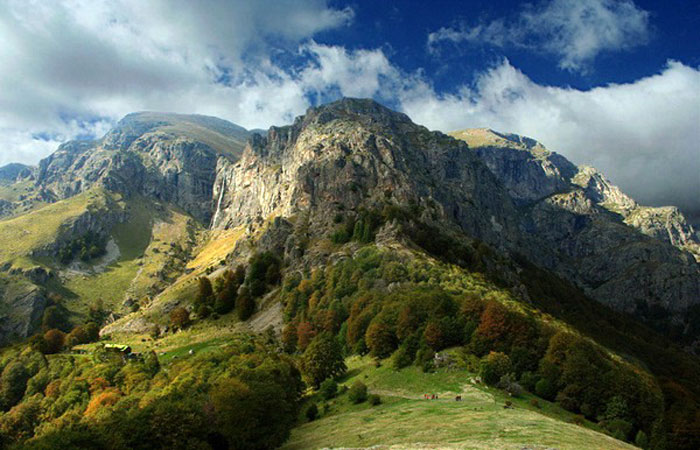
[
  {"left": 36, "top": 113, "right": 250, "bottom": 223},
  {"left": 451, "top": 127, "right": 700, "bottom": 322},
  {"left": 0, "top": 280, "right": 46, "bottom": 346},
  {"left": 211, "top": 99, "right": 519, "bottom": 254}
]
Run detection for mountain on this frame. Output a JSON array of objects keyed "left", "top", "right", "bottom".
[
  {"left": 0, "top": 99, "right": 698, "bottom": 449},
  {"left": 451, "top": 128, "right": 700, "bottom": 338}
]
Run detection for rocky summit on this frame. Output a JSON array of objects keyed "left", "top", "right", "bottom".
[{"left": 0, "top": 98, "right": 699, "bottom": 449}]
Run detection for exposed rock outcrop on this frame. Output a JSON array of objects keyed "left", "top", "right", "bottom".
[{"left": 36, "top": 113, "right": 251, "bottom": 223}]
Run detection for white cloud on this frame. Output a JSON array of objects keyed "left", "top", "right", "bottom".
[
  {"left": 399, "top": 60, "right": 700, "bottom": 213},
  {"left": 428, "top": 0, "right": 650, "bottom": 72},
  {"left": 0, "top": 0, "right": 354, "bottom": 165}
]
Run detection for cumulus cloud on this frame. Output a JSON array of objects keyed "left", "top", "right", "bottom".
[
  {"left": 399, "top": 60, "right": 700, "bottom": 214},
  {"left": 428, "top": 0, "right": 650, "bottom": 72},
  {"left": 0, "top": 0, "right": 354, "bottom": 165}
]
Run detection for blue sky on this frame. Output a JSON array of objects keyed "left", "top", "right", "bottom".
[{"left": 0, "top": 0, "right": 698, "bottom": 215}]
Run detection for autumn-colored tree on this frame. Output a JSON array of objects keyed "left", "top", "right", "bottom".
[
  {"left": 282, "top": 323, "right": 298, "bottom": 353},
  {"left": 84, "top": 388, "right": 121, "bottom": 417},
  {"left": 296, "top": 321, "right": 316, "bottom": 352},
  {"left": 423, "top": 321, "right": 445, "bottom": 351},
  {"left": 365, "top": 321, "right": 396, "bottom": 359},
  {"left": 169, "top": 306, "right": 191, "bottom": 330},
  {"left": 66, "top": 322, "right": 100, "bottom": 347},
  {"left": 396, "top": 306, "right": 419, "bottom": 341},
  {"left": 475, "top": 301, "right": 509, "bottom": 343},
  {"left": 42, "top": 329, "right": 66, "bottom": 354},
  {"left": 89, "top": 377, "right": 110, "bottom": 394},
  {"left": 44, "top": 380, "right": 61, "bottom": 398}
]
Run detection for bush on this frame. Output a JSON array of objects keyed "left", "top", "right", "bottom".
[
  {"left": 305, "top": 403, "right": 318, "bottom": 422},
  {"left": 319, "top": 379, "right": 338, "bottom": 400},
  {"left": 42, "top": 329, "right": 66, "bottom": 354},
  {"left": 497, "top": 373, "right": 523, "bottom": 397},
  {"left": 519, "top": 371, "right": 539, "bottom": 392},
  {"left": 368, "top": 394, "right": 381, "bottom": 406},
  {"left": 348, "top": 381, "right": 368, "bottom": 404},
  {"left": 535, "top": 378, "right": 557, "bottom": 401},
  {"left": 529, "top": 398, "right": 540, "bottom": 409},
  {"left": 479, "top": 351, "right": 512, "bottom": 385},
  {"left": 169, "top": 306, "right": 190, "bottom": 330}
]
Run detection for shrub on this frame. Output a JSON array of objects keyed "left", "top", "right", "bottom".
[
  {"left": 519, "top": 371, "right": 539, "bottom": 392},
  {"left": 535, "top": 378, "right": 557, "bottom": 401},
  {"left": 42, "top": 329, "right": 66, "bottom": 354},
  {"left": 319, "top": 379, "right": 338, "bottom": 400},
  {"left": 368, "top": 394, "right": 381, "bottom": 406},
  {"left": 529, "top": 398, "right": 540, "bottom": 409},
  {"left": 305, "top": 403, "right": 318, "bottom": 422},
  {"left": 169, "top": 306, "right": 190, "bottom": 330},
  {"left": 348, "top": 381, "right": 368, "bottom": 404},
  {"left": 497, "top": 373, "right": 523, "bottom": 397},
  {"left": 479, "top": 351, "right": 512, "bottom": 385}
]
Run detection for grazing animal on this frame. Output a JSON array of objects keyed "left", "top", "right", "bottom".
[{"left": 455, "top": 395, "right": 461, "bottom": 401}]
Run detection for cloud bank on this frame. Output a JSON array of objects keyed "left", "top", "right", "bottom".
[
  {"left": 0, "top": 0, "right": 697, "bottom": 216},
  {"left": 428, "top": 0, "right": 650, "bottom": 72}
]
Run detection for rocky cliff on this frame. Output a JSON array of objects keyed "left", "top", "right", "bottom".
[
  {"left": 36, "top": 112, "right": 251, "bottom": 223},
  {"left": 452, "top": 128, "right": 700, "bottom": 325}
]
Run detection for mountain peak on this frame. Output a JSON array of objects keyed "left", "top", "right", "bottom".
[{"left": 299, "top": 97, "right": 412, "bottom": 128}]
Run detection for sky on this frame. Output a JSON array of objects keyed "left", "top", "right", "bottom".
[{"left": 0, "top": 0, "right": 698, "bottom": 217}]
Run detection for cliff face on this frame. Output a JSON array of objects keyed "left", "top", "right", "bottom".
[
  {"left": 451, "top": 128, "right": 700, "bottom": 321},
  {"left": 211, "top": 99, "right": 520, "bottom": 253},
  {"left": 36, "top": 112, "right": 250, "bottom": 224}
]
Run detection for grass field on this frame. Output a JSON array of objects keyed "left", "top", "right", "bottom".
[{"left": 283, "top": 356, "right": 636, "bottom": 450}]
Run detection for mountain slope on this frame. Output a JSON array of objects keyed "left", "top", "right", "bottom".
[
  {"left": 0, "top": 99, "right": 698, "bottom": 448},
  {"left": 451, "top": 128, "right": 700, "bottom": 341}
]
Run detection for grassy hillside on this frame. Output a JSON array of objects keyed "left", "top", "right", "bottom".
[
  {"left": 61, "top": 197, "right": 199, "bottom": 321},
  {"left": 0, "top": 188, "right": 121, "bottom": 270},
  {"left": 285, "top": 356, "right": 635, "bottom": 450}
]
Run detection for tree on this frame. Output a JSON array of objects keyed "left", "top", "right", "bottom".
[
  {"left": 319, "top": 379, "right": 338, "bottom": 400},
  {"left": 169, "top": 306, "right": 190, "bottom": 330},
  {"left": 348, "top": 381, "right": 368, "bottom": 404},
  {"left": 296, "top": 321, "right": 316, "bottom": 352},
  {"left": 66, "top": 323, "right": 100, "bottom": 347},
  {"left": 300, "top": 333, "right": 346, "bottom": 388},
  {"left": 479, "top": 351, "right": 512, "bottom": 385},
  {"left": 0, "top": 362, "right": 30, "bottom": 411},
  {"left": 195, "top": 277, "right": 214, "bottom": 308},
  {"left": 42, "top": 329, "right": 66, "bottom": 354},
  {"left": 535, "top": 378, "right": 557, "bottom": 401},
  {"left": 635, "top": 430, "right": 649, "bottom": 449},
  {"left": 423, "top": 321, "right": 445, "bottom": 351},
  {"left": 236, "top": 287, "right": 256, "bottom": 321},
  {"left": 282, "top": 323, "right": 298, "bottom": 353},
  {"left": 365, "top": 321, "right": 396, "bottom": 359}
]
